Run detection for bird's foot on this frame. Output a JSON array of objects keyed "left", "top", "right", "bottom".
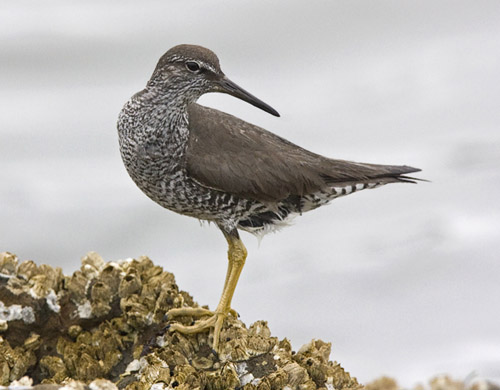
[
  {"left": 166, "top": 306, "right": 237, "bottom": 351},
  {"left": 166, "top": 306, "right": 238, "bottom": 319}
]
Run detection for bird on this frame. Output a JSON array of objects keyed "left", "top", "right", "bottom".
[{"left": 117, "top": 44, "right": 421, "bottom": 351}]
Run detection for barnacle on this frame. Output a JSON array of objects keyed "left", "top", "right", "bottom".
[
  {"left": 9, "top": 346, "right": 36, "bottom": 382},
  {"left": 23, "top": 332, "right": 41, "bottom": 350},
  {"left": 16, "top": 260, "right": 38, "bottom": 281},
  {"left": 0, "top": 252, "right": 18, "bottom": 276},
  {"left": 0, "top": 253, "right": 361, "bottom": 389},
  {"left": 66, "top": 270, "right": 89, "bottom": 304},
  {"left": 39, "top": 355, "right": 68, "bottom": 383},
  {"left": 89, "top": 378, "right": 119, "bottom": 390},
  {"left": 90, "top": 281, "right": 113, "bottom": 317},
  {"left": 119, "top": 269, "right": 142, "bottom": 298},
  {"left": 76, "top": 352, "right": 104, "bottom": 382},
  {"left": 81, "top": 252, "right": 105, "bottom": 278},
  {"left": 246, "top": 320, "right": 278, "bottom": 356},
  {"left": 365, "top": 376, "right": 399, "bottom": 390},
  {"left": 68, "top": 325, "right": 83, "bottom": 340},
  {"left": 206, "top": 361, "right": 240, "bottom": 390},
  {"left": 98, "top": 263, "right": 122, "bottom": 294},
  {"left": 28, "top": 264, "right": 63, "bottom": 299},
  {"left": 283, "top": 362, "right": 309, "bottom": 387},
  {"left": 140, "top": 353, "right": 170, "bottom": 385}
]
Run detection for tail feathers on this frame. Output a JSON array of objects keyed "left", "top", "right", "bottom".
[
  {"left": 321, "top": 162, "right": 424, "bottom": 188},
  {"left": 396, "top": 174, "right": 427, "bottom": 184},
  {"left": 372, "top": 165, "right": 425, "bottom": 184}
]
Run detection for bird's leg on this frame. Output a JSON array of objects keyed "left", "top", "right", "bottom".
[
  {"left": 167, "top": 229, "right": 247, "bottom": 351},
  {"left": 212, "top": 230, "right": 247, "bottom": 349},
  {"left": 166, "top": 254, "right": 238, "bottom": 318},
  {"left": 218, "top": 241, "right": 240, "bottom": 318}
]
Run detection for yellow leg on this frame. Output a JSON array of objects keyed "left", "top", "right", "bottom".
[{"left": 167, "top": 230, "right": 247, "bottom": 352}]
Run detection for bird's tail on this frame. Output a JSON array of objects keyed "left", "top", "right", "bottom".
[
  {"left": 369, "top": 164, "right": 425, "bottom": 184},
  {"left": 320, "top": 161, "right": 425, "bottom": 188}
]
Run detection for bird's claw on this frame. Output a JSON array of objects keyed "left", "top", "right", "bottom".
[
  {"left": 166, "top": 306, "right": 238, "bottom": 319},
  {"left": 166, "top": 306, "right": 233, "bottom": 351}
]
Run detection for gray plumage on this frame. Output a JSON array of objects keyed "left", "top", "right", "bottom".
[{"left": 117, "top": 44, "right": 420, "bottom": 236}]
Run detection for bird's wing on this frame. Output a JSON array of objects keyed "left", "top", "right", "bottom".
[{"left": 186, "top": 104, "right": 420, "bottom": 202}]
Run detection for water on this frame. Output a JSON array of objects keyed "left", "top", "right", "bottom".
[{"left": 1, "top": 0, "right": 500, "bottom": 386}]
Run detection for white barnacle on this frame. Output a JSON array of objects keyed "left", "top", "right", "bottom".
[
  {"left": 46, "top": 289, "right": 61, "bottom": 313},
  {"left": 125, "top": 359, "right": 142, "bottom": 373},
  {"left": 240, "top": 373, "right": 255, "bottom": 386},
  {"left": 0, "top": 301, "right": 35, "bottom": 324},
  {"left": 76, "top": 300, "right": 93, "bottom": 319}
]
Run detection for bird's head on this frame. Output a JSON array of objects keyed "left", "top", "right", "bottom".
[{"left": 148, "top": 44, "right": 280, "bottom": 117}]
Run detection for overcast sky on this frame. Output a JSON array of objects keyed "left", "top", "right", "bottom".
[{"left": 1, "top": 0, "right": 500, "bottom": 387}]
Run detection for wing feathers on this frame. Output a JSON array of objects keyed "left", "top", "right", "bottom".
[{"left": 186, "top": 104, "right": 420, "bottom": 202}]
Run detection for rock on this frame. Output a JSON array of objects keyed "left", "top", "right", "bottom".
[
  {"left": 366, "top": 375, "right": 500, "bottom": 390},
  {"left": 0, "top": 252, "right": 361, "bottom": 390}
]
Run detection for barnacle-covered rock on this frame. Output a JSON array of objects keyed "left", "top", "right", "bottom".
[
  {"left": 90, "top": 281, "right": 113, "bottom": 317},
  {"left": 28, "top": 265, "right": 64, "bottom": 299},
  {"left": 81, "top": 252, "right": 105, "bottom": 278},
  {"left": 66, "top": 270, "right": 89, "bottom": 304},
  {"left": 365, "top": 376, "right": 399, "bottom": 390},
  {"left": 0, "top": 252, "right": 18, "bottom": 276},
  {"left": 0, "top": 252, "right": 361, "bottom": 390},
  {"left": 39, "top": 355, "right": 68, "bottom": 383}
]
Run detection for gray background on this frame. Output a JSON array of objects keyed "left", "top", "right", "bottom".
[{"left": 1, "top": 0, "right": 499, "bottom": 386}]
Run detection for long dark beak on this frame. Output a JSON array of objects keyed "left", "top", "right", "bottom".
[{"left": 217, "top": 76, "right": 280, "bottom": 117}]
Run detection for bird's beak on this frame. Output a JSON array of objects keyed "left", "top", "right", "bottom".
[{"left": 216, "top": 76, "right": 280, "bottom": 117}]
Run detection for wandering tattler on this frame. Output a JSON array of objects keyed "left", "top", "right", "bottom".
[{"left": 117, "top": 44, "right": 421, "bottom": 351}]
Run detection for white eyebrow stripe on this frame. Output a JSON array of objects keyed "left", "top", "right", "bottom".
[
  {"left": 169, "top": 55, "right": 218, "bottom": 73},
  {"left": 203, "top": 63, "right": 217, "bottom": 73}
]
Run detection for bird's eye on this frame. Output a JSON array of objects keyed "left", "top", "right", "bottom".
[{"left": 186, "top": 61, "right": 201, "bottom": 72}]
